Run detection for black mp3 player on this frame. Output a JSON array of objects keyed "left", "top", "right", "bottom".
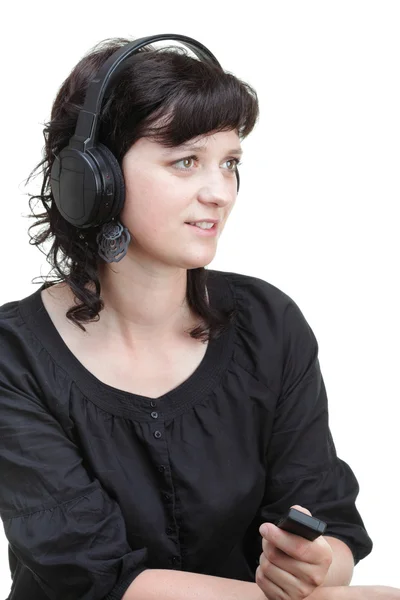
[{"left": 275, "top": 508, "right": 327, "bottom": 541}]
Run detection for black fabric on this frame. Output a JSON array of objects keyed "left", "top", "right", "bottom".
[{"left": 0, "top": 269, "right": 373, "bottom": 600}]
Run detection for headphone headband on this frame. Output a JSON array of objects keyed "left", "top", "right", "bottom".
[{"left": 71, "top": 34, "right": 222, "bottom": 152}]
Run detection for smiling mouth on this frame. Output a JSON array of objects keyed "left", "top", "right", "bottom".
[
  {"left": 185, "top": 222, "right": 219, "bottom": 235},
  {"left": 186, "top": 223, "right": 216, "bottom": 229}
]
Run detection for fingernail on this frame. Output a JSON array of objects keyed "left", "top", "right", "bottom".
[{"left": 260, "top": 524, "right": 269, "bottom": 537}]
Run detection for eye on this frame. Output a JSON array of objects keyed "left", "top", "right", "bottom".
[
  {"left": 225, "top": 158, "right": 242, "bottom": 171},
  {"left": 174, "top": 156, "right": 197, "bottom": 170},
  {"left": 173, "top": 155, "right": 242, "bottom": 171}
]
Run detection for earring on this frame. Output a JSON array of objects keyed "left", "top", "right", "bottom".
[{"left": 96, "top": 219, "right": 131, "bottom": 263}]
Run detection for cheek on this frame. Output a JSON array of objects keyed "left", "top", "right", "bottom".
[
  {"left": 121, "top": 177, "right": 183, "bottom": 235},
  {"left": 121, "top": 176, "right": 162, "bottom": 224}
]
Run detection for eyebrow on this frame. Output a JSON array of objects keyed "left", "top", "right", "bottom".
[{"left": 162, "top": 144, "right": 243, "bottom": 157}]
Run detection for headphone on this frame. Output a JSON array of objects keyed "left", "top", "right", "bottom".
[{"left": 50, "top": 33, "right": 241, "bottom": 229}]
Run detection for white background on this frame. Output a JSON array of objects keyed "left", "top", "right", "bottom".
[{"left": 0, "top": 0, "right": 399, "bottom": 594}]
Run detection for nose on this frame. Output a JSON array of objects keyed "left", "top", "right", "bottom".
[{"left": 196, "top": 173, "right": 236, "bottom": 207}]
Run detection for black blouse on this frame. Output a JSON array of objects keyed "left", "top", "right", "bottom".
[{"left": 0, "top": 269, "right": 373, "bottom": 600}]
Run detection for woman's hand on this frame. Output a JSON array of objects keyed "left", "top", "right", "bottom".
[{"left": 256, "top": 505, "right": 333, "bottom": 600}]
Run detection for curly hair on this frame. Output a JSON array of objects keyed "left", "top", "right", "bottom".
[{"left": 27, "top": 36, "right": 259, "bottom": 342}]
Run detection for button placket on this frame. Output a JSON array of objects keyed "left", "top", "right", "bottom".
[
  {"left": 149, "top": 401, "right": 162, "bottom": 438},
  {"left": 169, "top": 556, "right": 181, "bottom": 568},
  {"left": 147, "top": 406, "right": 170, "bottom": 500},
  {"left": 146, "top": 403, "right": 178, "bottom": 551}
]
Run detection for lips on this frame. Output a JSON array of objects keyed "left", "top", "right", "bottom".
[
  {"left": 185, "top": 222, "right": 219, "bottom": 236},
  {"left": 188, "top": 223, "right": 216, "bottom": 229},
  {"left": 185, "top": 219, "right": 219, "bottom": 224}
]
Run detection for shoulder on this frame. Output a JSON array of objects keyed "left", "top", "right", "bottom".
[
  {"left": 209, "top": 269, "right": 319, "bottom": 392},
  {"left": 212, "top": 268, "right": 315, "bottom": 341},
  {"left": 0, "top": 293, "right": 33, "bottom": 353},
  {"left": 0, "top": 285, "right": 42, "bottom": 337},
  {"left": 219, "top": 269, "right": 292, "bottom": 306},
  {"left": 0, "top": 287, "right": 76, "bottom": 434},
  {"left": 0, "top": 287, "right": 50, "bottom": 390}
]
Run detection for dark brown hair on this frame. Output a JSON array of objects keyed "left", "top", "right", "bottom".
[{"left": 27, "top": 37, "right": 259, "bottom": 341}]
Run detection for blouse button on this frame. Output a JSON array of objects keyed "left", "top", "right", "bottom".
[
  {"left": 150, "top": 401, "right": 157, "bottom": 407},
  {"left": 166, "top": 527, "right": 174, "bottom": 535},
  {"left": 169, "top": 556, "right": 180, "bottom": 566},
  {"left": 151, "top": 411, "right": 158, "bottom": 419},
  {"left": 158, "top": 465, "right": 165, "bottom": 473},
  {"left": 163, "top": 493, "right": 171, "bottom": 502},
  {"left": 154, "top": 431, "right": 162, "bottom": 439}
]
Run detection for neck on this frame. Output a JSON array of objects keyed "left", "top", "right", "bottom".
[{"left": 97, "top": 258, "right": 197, "bottom": 347}]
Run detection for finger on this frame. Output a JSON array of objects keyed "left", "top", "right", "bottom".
[
  {"left": 261, "top": 540, "right": 330, "bottom": 588},
  {"left": 256, "top": 570, "right": 285, "bottom": 600},
  {"left": 290, "top": 504, "right": 312, "bottom": 516},
  {"left": 260, "top": 522, "right": 329, "bottom": 564},
  {"left": 257, "top": 554, "right": 294, "bottom": 592},
  {"left": 256, "top": 554, "right": 313, "bottom": 599},
  {"left": 262, "top": 536, "right": 288, "bottom": 560}
]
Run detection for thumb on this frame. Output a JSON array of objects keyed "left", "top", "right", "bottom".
[{"left": 291, "top": 504, "right": 312, "bottom": 517}]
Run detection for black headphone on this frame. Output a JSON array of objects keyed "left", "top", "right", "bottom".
[{"left": 50, "top": 33, "right": 240, "bottom": 229}]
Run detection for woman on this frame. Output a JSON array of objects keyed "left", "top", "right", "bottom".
[{"left": 0, "top": 35, "right": 397, "bottom": 600}]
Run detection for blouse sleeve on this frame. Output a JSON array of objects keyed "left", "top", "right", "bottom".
[
  {"left": 0, "top": 375, "right": 148, "bottom": 600},
  {"left": 257, "top": 298, "right": 373, "bottom": 566}
]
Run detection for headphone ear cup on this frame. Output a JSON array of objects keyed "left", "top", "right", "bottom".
[
  {"left": 96, "top": 143, "right": 125, "bottom": 221},
  {"left": 50, "top": 146, "right": 103, "bottom": 227},
  {"left": 50, "top": 143, "right": 125, "bottom": 228}
]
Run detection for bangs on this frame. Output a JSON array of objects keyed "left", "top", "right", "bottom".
[
  {"left": 100, "top": 47, "right": 259, "bottom": 160},
  {"left": 136, "top": 64, "right": 259, "bottom": 148}
]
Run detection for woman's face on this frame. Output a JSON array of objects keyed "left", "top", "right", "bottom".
[{"left": 120, "top": 129, "right": 242, "bottom": 270}]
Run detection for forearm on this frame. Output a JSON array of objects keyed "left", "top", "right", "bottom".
[
  {"left": 321, "top": 536, "right": 354, "bottom": 586},
  {"left": 307, "top": 586, "right": 400, "bottom": 600},
  {"left": 123, "top": 571, "right": 400, "bottom": 600},
  {"left": 122, "top": 569, "right": 266, "bottom": 600},
  {"left": 306, "top": 587, "right": 362, "bottom": 600}
]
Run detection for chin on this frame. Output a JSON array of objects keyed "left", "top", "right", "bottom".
[{"left": 178, "top": 254, "right": 216, "bottom": 270}]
